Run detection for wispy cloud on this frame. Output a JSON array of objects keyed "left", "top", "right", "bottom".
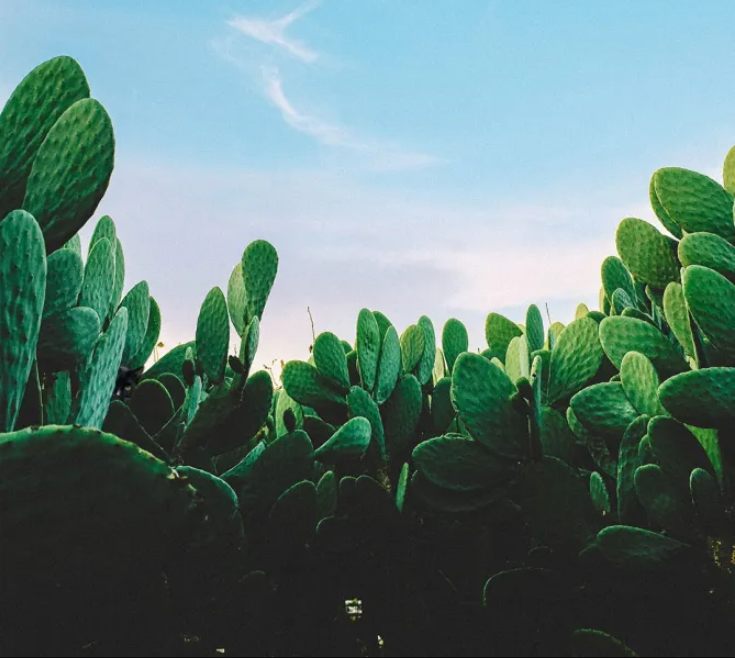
[
  {"left": 261, "top": 66, "right": 442, "bottom": 171},
  {"left": 228, "top": 1, "right": 320, "bottom": 63}
]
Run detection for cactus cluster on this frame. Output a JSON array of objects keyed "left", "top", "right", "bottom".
[{"left": 1, "top": 57, "right": 735, "bottom": 656}]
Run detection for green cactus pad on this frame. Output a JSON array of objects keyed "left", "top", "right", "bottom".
[
  {"left": 442, "top": 318, "right": 468, "bottom": 374},
  {"left": 525, "top": 304, "right": 545, "bottom": 352},
  {"left": 157, "top": 372, "right": 185, "bottom": 410},
  {"left": 79, "top": 236, "right": 115, "bottom": 323},
  {"left": 658, "top": 368, "right": 735, "bottom": 428},
  {"left": 383, "top": 374, "right": 423, "bottom": 456},
  {"left": 415, "top": 315, "right": 436, "bottom": 385},
  {"left": 599, "top": 316, "right": 687, "bottom": 377},
  {"left": 546, "top": 317, "right": 603, "bottom": 405},
  {"left": 569, "top": 382, "right": 638, "bottom": 439},
  {"left": 356, "top": 308, "right": 380, "bottom": 392},
  {"left": 615, "top": 217, "right": 679, "bottom": 289},
  {"left": 689, "top": 468, "right": 726, "bottom": 535},
  {"left": 128, "top": 297, "right": 160, "bottom": 370},
  {"left": 281, "top": 360, "right": 346, "bottom": 409},
  {"left": 43, "top": 371, "right": 72, "bottom": 425},
  {"left": 74, "top": 306, "right": 128, "bottom": 429},
  {"left": 313, "top": 331, "right": 350, "bottom": 391},
  {"left": 375, "top": 325, "right": 401, "bottom": 404},
  {"left": 538, "top": 405, "right": 576, "bottom": 464},
  {"left": 37, "top": 306, "right": 100, "bottom": 371},
  {"left": 43, "top": 248, "right": 83, "bottom": 318},
  {"left": 678, "top": 232, "right": 735, "bottom": 282},
  {"left": 662, "top": 282, "right": 697, "bottom": 362},
  {"left": 430, "top": 376, "right": 454, "bottom": 434},
  {"left": 89, "top": 214, "right": 116, "bottom": 249},
  {"left": 347, "top": 386, "right": 386, "bottom": 461},
  {"left": 269, "top": 480, "right": 317, "bottom": 548},
  {"left": 649, "top": 174, "right": 683, "bottom": 239},
  {"left": 0, "top": 210, "right": 46, "bottom": 432},
  {"left": 316, "top": 470, "right": 337, "bottom": 519},
  {"left": 314, "top": 416, "right": 371, "bottom": 461},
  {"left": 412, "top": 434, "right": 514, "bottom": 493},
  {"left": 571, "top": 629, "right": 638, "bottom": 658},
  {"left": 241, "top": 240, "right": 278, "bottom": 323},
  {"left": 143, "top": 340, "right": 195, "bottom": 380},
  {"left": 620, "top": 352, "right": 660, "bottom": 416},
  {"left": 648, "top": 416, "right": 713, "bottom": 486},
  {"left": 119, "top": 281, "right": 150, "bottom": 365},
  {"left": 23, "top": 99, "right": 114, "bottom": 252},
  {"left": 589, "top": 471, "right": 611, "bottom": 517},
  {"left": 227, "top": 262, "right": 246, "bottom": 335},
  {"left": 653, "top": 167, "right": 735, "bottom": 241},
  {"left": 400, "top": 323, "right": 425, "bottom": 374},
  {"left": 724, "top": 145, "right": 735, "bottom": 193},
  {"left": 682, "top": 265, "right": 735, "bottom": 360},
  {"left": 129, "top": 378, "right": 175, "bottom": 436},
  {"left": 485, "top": 312, "right": 522, "bottom": 360},
  {"left": 451, "top": 352, "right": 526, "bottom": 459},
  {"left": 102, "top": 400, "right": 168, "bottom": 461},
  {"left": 110, "top": 237, "right": 125, "bottom": 316},
  {"left": 196, "top": 286, "right": 229, "bottom": 384},
  {"left": 505, "top": 334, "right": 530, "bottom": 383},
  {"left": 633, "top": 463, "right": 691, "bottom": 537},
  {"left": 617, "top": 415, "right": 648, "bottom": 524},
  {"left": 409, "top": 471, "right": 504, "bottom": 513},
  {"left": 589, "top": 525, "right": 688, "bottom": 567},
  {"left": 0, "top": 56, "right": 90, "bottom": 215}
]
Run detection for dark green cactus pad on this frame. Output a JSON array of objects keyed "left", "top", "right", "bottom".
[
  {"left": 269, "top": 480, "right": 317, "bottom": 549},
  {"left": 43, "top": 371, "right": 72, "bottom": 425},
  {"left": 409, "top": 470, "right": 504, "bottom": 513},
  {"left": 662, "top": 282, "right": 697, "bottom": 362},
  {"left": 62, "top": 233, "right": 82, "bottom": 256},
  {"left": 102, "top": 400, "right": 168, "bottom": 461},
  {"left": 620, "top": 352, "right": 660, "bottom": 416},
  {"left": 442, "top": 318, "right": 468, "bottom": 374},
  {"left": 347, "top": 386, "right": 386, "bottom": 461},
  {"left": 74, "top": 306, "right": 128, "bottom": 429},
  {"left": 395, "top": 462, "right": 409, "bottom": 512},
  {"left": 416, "top": 315, "right": 436, "bottom": 385},
  {"left": 375, "top": 325, "right": 401, "bottom": 404},
  {"left": 611, "top": 288, "right": 635, "bottom": 314},
  {"left": 128, "top": 297, "right": 160, "bottom": 370},
  {"left": 89, "top": 214, "right": 116, "bottom": 250},
  {"left": 689, "top": 467, "right": 726, "bottom": 535},
  {"left": 569, "top": 382, "right": 638, "bottom": 439},
  {"left": 0, "top": 56, "right": 89, "bottom": 215},
  {"left": 176, "top": 465, "right": 244, "bottom": 547},
  {"left": 617, "top": 415, "right": 648, "bottom": 524},
  {"left": 143, "top": 340, "right": 195, "bottom": 380},
  {"left": 383, "top": 373, "right": 423, "bottom": 456},
  {"left": 227, "top": 262, "right": 246, "bottom": 335},
  {"left": 274, "top": 388, "right": 304, "bottom": 436},
  {"left": 400, "top": 323, "right": 425, "bottom": 374},
  {"left": 79, "top": 236, "right": 115, "bottom": 323},
  {"left": 430, "top": 376, "right": 454, "bottom": 434},
  {"left": 683, "top": 265, "right": 735, "bottom": 360},
  {"left": 658, "top": 368, "right": 735, "bottom": 427},
  {"left": 316, "top": 470, "right": 337, "bottom": 519},
  {"left": 485, "top": 312, "right": 522, "bottom": 360},
  {"left": 650, "top": 174, "right": 683, "bottom": 239},
  {"left": 0, "top": 210, "right": 46, "bottom": 432},
  {"left": 571, "top": 629, "right": 638, "bottom": 657},
  {"left": 452, "top": 352, "right": 527, "bottom": 458},
  {"left": 37, "top": 306, "right": 100, "bottom": 371},
  {"left": 648, "top": 416, "right": 713, "bottom": 485},
  {"left": 599, "top": 316, "right": 687, "bottom": 377},
  {"left": 0, "top": 425, "right": 197, "bottom": 589},
  {"left": 525, "top": 304, "right": 545, "bottom": 352},
  {"left": 546, "top": 317, "right": 603, "bottom": 405},
  {"left": 110, "top": 237, "right": 125, "bottom": 316},
  {"left": 589, "top": 471, "right": 611, "bottom": 517},
  {"left": 119, "top": 281, "right": 150, "bottom": 365},
  {"left": 281, "top": 360, "right": 346, "bottom": 409},
  {"left": 196, "top": 286, "right": 229, "bottom": 384},
  {"left": 128, "top": 378, "right": 175, "bottom": 436},
  {"left": 23, "top": 99, "right": 114, "bottom": 252},
  {"left": 653, "top": 167, "right": 735, "bottom": 241},
  {"left": 588, "top": 525, "right": 688, "bottom": 568},
  {"left": 538, "top": 406, "right": 576, "bottom": 464},
  {"left": 313, "top": 331, "right": 350, "bottom": 391},
  {"left": 679, "top": 232, "right": 735, "bottom": 282},
  {"left": 241, "top": 240, "right": 278, "bottom": 323},
  {"left": 412, "top": 434, "right": 514, "bottom": 493},
  {"left": 615, "top": 218, "right": 679, "bottom": 289},
  {"left": 43, "top": 248, "right": 83, "bottom": 318},
  {"left": 356, "top": 308, "right": 380, "bottom": 392},
  {"left": 157, "top": 372, "right": 185, "bottom": 410},
  {"left": 314, "top": 416, "right": 371, "bottom": 461},
  {"left": 633, "top": 463, "right": 691, "bottom": 538},
  {"left": 372, "top": 309, "right": 393, "bottom": 339},
  {"left": 220, "top": 441, "right": 266, "bottom": 489},
  {"left": 239, "top": 316, "right": 260, "bottom": 379}
]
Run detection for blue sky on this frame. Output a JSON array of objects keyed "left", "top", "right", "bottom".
[{"left": 2, "top": 1, "right": 734, "bottom": 366}]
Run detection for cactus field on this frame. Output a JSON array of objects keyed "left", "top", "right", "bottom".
[{"left": 2, "top": 57, "right": 735, "bottom": 657}]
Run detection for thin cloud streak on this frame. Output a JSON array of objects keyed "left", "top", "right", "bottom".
[
  {"left": 261, "top": 67, "right": 443, "bottom": 171},
  {"left": 228, "top": 1, "right": 320, "bottom": 63}
]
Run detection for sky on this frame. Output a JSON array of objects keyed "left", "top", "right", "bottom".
[{"left": 2, "top": 1, "right": 734, "bottom": 369}]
